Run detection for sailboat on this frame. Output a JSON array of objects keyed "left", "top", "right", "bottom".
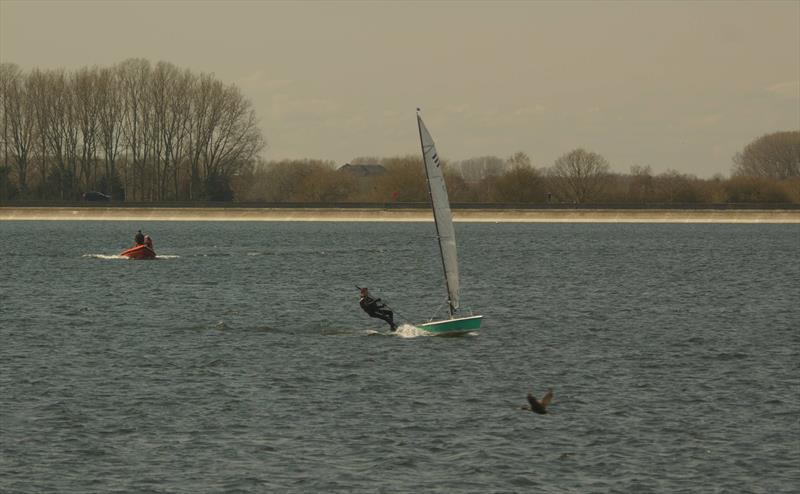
[{"left": 415, "top": 110, "right": 483, "bottom": 335}]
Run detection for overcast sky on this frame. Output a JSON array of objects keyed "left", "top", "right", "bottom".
[{"left": 1, "top": 0, "right": 798, "bottom": 177}]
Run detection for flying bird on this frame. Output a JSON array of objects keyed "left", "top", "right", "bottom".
[{"left": 524, "top": 388, "right": 553, "bottom": 414}]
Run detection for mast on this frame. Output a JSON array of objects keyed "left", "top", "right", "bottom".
[{"left": 417, "top": 109, "right": 456, "bottom": 318}]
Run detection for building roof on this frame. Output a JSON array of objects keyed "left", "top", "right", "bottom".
[{"left": 338, "top": 163, "right": 387, "bottom": 177}]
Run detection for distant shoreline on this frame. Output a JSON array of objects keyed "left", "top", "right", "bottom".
[{"left": 2, "top": 207, "right": 799, "bottom": 223}]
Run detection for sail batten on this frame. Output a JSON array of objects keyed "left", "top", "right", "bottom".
[{"left": 417, "top": 114, "right": 460, "bottom": 315}]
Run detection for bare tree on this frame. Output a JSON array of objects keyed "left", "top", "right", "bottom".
[
  {"left": 296, "top": 162, "right": 357, "bottom": 202},
  {"left": 377, "top": 155, "right": 428, "bottom": 202},
  {"left": 452, "top": 155, "right": 507, "bottom": 182},
  {"left": 732, "top": 131, "right": 800, "bottom": 179},
  {"left": 549, "top": 148, "right": 611, "bottom": 203},
  {"left": 490, "top": 152, "right": 544, "bottom": 202},
  {"left": 36, "top": 70, "right": 75, "bottom": 199},
  {"left": 628, "top": 165, "right": 655, "bottom": 203},
  {"left": 507, "top": 151, "right": 531, "bottom": 169},
  {"left": 0, "top": 63, "right": 17, "bottom": 192},
  {"left": 151, "top": 62, "right": 172, "bottom": 199},
  {"left": 248, "top": 159, "right": 334, "bottom": 202},
  {"left": 652, "top": 170, "right": 700, "bottom": 203},
  {"left": 185, "top": 77, "right": 264, "bottom": 200},
  {"left": 96, "top": 66, "right": 125, "bottom": 198},
  {"left": 63, "top": 76, "right": 80, "bottom": 198},
  {"left": 204, "top": 86, "right": 264, "bottom": 197},
  {"left": 443, "top": 168, "right": 475, "bottom": 202},
  {"left": 119, "top": 58, "right": 154, "bottom": 200},
  {"left": 187, "top": 74, "right": 221, "bottom": 199},
  {"left": 26, "top": 69, "right": 52, "bottom": 197},
  {"left": 73, "top": 67, "right": 100, "bottom": 192},
  {"left": 1, "top": 64, "right": 36, "bottom": 196},
  {"left": 151, "top": 63, "right": 193, "bottom": 199}
]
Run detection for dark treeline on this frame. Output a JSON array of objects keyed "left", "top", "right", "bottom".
[
  {"left": 1, "top": 60, "right": 797, "bottom": 205},
  {"left": 234, "top": 131, "right": 799, "bottom": 205},
  {"left": 0, "top": 60, "right": 265, "bottom": 202}
]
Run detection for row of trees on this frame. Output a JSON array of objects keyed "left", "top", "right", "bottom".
[
  {"left": 233, "top": 146, "right": 799, "bottom": 205},
  {"left": 0, "top": 59, "right": 265, "bottom": 201},
  {"left": 230, "top": 131, "right": 798, "bottom": 204},
  {"left": 1, "top": 59, "right": 796, "bottom": 205}
]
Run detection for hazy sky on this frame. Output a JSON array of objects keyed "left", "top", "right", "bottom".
[{"left": 1, "top": 0, "right": 798, "bottom": 177}]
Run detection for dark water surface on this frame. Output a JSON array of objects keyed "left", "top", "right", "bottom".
[{"left": 1, "top": 221, "right": 798, "bottom": 493}]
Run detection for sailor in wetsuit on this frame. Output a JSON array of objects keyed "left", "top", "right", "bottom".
[
  {"left": 359, "top": 287, "right": 397, "bottom": 331},
  {"left": 134, "top": 230, "right": 145, "bottom": 245}
]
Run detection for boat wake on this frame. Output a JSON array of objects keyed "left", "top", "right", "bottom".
[
  {"left": 321, "top": 324, "right": 430, "bottom": 338},
  {"left": 82, "top": 254, "right": 179, "bottom": 260},
  {"left": 83, "top": 254, "right": 127, "bottom": 260},
  {"left": 321, "top": 327, "right": 395, "bottom": 337},
  {"left": 394, "top": 323, "right": 432, "bottom": 338}
]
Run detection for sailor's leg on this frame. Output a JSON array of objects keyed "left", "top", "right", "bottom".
[{"left": 380, "top": 310, "right": 396, "bottom": 330}]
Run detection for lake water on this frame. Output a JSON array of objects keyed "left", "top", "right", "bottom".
[{"left": 1, "top": 221, "right": 798, "bottom": 493}]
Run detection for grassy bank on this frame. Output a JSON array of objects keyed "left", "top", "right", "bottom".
[{"left": 2, "top": 206, "right": 799, "bottom": 223}]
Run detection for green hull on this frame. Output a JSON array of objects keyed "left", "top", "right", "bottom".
[{"left": 417, "top": 315, "right": 483, "bottom": 335}]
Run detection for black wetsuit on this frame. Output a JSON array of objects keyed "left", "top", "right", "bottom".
[
  {"left": 360, "top": 295, "right": 396, "bottom": 331},
  {"left": 135, "top": 231, "right": 145, "bottom": 245}
]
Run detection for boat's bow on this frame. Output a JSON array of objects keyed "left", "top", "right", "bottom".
[
  {"left": 418, "top": 314, "right": 483, "bottom": 335},
  {"left": 120, "top": 244, "right": 157, "bottom": 259}
]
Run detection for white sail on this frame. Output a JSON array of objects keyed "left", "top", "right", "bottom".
[{"left": 417, "top": 114, "right": 460, "bottom": 314}]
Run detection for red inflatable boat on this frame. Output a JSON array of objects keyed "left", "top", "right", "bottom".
[{"left": 120, "top": 244, "right": 156, "bottom": 260}]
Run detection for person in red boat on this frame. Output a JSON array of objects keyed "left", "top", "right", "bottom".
[
  {"left": 134, "top": 230, "right": 144, "bottom": 245},
  {"left": 120, "top": 232, "right": 155, "bottom": 259}
]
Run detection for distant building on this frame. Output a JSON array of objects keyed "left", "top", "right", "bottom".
[{"left": 338, "top": 163, "right": 386, "bottom": 177}]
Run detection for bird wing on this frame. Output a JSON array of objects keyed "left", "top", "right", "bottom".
[
  {"left": 540, "top": 388, "right": 554, "bottom": 408},
  {"left": 527, "top": 390, "right": 548, "bottom": 414}
]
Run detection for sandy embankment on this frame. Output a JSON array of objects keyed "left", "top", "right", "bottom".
[{"left": 1, "top": 207, "right": 799, "bottom": 223}]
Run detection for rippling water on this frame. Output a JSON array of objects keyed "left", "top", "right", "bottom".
[{"left": 1, "top": 221, "right": 798, "bottom": 493}]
